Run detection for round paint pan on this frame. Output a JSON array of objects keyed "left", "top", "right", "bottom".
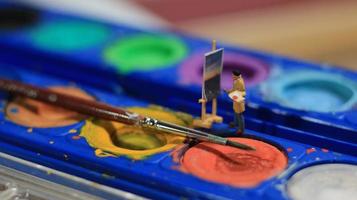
[
  {"left": 287, "top": 163, "right": 357, "bottom": 200},
  {"left": 179, "top": 52, "right": 270, "bottom": 88},
  {"left": 30, "top": 20, "right": 110, "bottom": 52},
  {"left": 263, "top": 71, "right": 357, "bottom": 113},
  {"left": 0, "top": 6, "right": 39, "bottom": 31},
  {"left": 103, "top": 35, "right": 187, "bottom": 73},
  {"left": 181, "top": 137, "right": 287, "bottom": 188},
  {"left": 4, "top": 85, "right": 95, "bottom": 136},
  {"left": 80, "top": 106, "right": 193, "bottom": 160}
]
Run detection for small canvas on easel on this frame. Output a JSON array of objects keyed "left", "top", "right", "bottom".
[
  {"left": 203, "top": 48, "right": 224, "bottom": 101},
  {"left": 194, "top": 45, "right": 224, "bottom": 129}
]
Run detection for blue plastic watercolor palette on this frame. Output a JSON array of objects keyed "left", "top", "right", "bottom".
[
  {"left": 0, "top": 3, "right": 356, "bottom": 147},
  {"left": 0, "top": 66, "right": 356, "bottom": 200},
  {"left": 0, "top": 2, "right": 357, "bottom": 200}
]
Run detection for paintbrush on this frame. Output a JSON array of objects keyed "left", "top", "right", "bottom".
[{"left": 0, "top": 78, "right": 255, "bottom": 151}]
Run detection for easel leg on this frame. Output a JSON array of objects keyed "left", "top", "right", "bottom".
[
  {"left": 201, "top": 101, "right": 206, "bottom": 120},
  {"left": 212, "top": 98, "right": 217, "bottom": 116}
]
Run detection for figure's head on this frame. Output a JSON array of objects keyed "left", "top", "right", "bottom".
[{"left": 232, "top": 70, "right": 242, "bottom": 80}]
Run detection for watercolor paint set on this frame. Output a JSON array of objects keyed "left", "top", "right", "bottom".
[
  {"left": 0, "top": 2, "right": 356, "bottom": 200},
  {"left": 0, "top": 66, "right": 356, "bottom": 200},
  {"left": 0, "top": 3, "right": 356, "bottom": 149}
]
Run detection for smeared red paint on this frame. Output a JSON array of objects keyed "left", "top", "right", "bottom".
[
  {"left": 181, "top": 138, "right": 287, "bottom": 188},
  {"left": 72, "top": 135, "right": 81, "bottom": 140},
  {"left": 287, "top": 147, "right": 293, "bottom": 153},
  {"left": 321, "top": 148, "right": 329, "bottom": 153},
  {"left": 306, "top": 148, "right": 316, "bottom": 154}
]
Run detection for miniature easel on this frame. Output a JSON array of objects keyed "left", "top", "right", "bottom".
[{"left": 193, "top": 40, "right": 223, "bottom": 128}]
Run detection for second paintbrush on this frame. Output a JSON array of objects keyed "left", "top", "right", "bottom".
[{"left": 0, "top": 78, "right": 255, "bottom": 151}]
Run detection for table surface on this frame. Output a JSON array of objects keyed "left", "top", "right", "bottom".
[{"left": 173, "top": 0, "right": 357, "bottom": 71}]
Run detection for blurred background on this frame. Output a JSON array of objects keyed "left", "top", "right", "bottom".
[{"left": 17, "top": 0, "right": 357, "bottom": 71}]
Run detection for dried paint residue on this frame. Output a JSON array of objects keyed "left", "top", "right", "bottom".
[
  {"left": 306, "top": 148, "right": 316, "bottom": 154},
  {"left": 72, "top": 135, "right": 81, "bottom": 140},
  {"left": 321, "top": 148, "right": 329, "bottom": 153},
  {"left": 80, "top": 106, "right": 193, "bottom": 160},
  {"left": 5, "top": 86, "right": 94, "bottom": 128},
  {"left": 181, "top": 138, "right": 287, "bottom": 188},
  {"left": 69, "top": 129, "right": 77, "bottom": 133}
]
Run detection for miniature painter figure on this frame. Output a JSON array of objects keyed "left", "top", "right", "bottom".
[{"left": 226, "top": 70, "right": 246, "bottom": 134}]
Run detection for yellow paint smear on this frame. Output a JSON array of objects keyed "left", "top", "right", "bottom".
[{"left": 80, "top": 106, "right": 193, "bottom": 160}]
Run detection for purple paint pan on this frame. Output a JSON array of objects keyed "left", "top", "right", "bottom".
[{"left": 179, "top": 51, "right": 270, "bottom": 89}]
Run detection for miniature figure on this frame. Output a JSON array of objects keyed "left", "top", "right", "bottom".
[{"left": 226, "top": 70, "right": 246, "bottom": 134}]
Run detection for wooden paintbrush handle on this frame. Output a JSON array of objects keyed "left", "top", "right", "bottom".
[{"left": 0, "top": 79, "right": 140, "bottom": 125}]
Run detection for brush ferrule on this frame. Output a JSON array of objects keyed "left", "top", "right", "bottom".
[
  {"left": 207, "top": 135, "right": 227, "bottom": 145},
  {"left": 139, "top": 117, "right": 158, "bottom": 128}
]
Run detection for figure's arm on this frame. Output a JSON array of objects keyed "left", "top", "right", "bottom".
[{"left": 241, "top": 80, "right": 246, "bottom": 97}]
